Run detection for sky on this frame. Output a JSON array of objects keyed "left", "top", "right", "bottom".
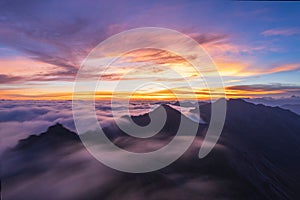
[{"left": 0, "top": 0, "right": 300, "bottom": 100}]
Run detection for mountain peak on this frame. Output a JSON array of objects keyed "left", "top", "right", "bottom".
[
  {"left": 150, "top": 104, "right": 181, "bottom": 116},
  {"left": 46, "top": 122, "right": 68, "bottom": 133},
  {"left": 112, "top": 103, "right": 204, "bottom": 139},
  {"left": 15, "top": 123, "right": 79, "bottom": 150}
]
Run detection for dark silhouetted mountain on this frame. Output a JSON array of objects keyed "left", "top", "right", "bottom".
[
  {"left": 15, "top": 122, "right": 80, "bottom": 151},
  {"left": 2, "top": 100, "right": 300, "bottom": 199},
  {"left": 244, "top": 96, "right": 300, "bottom": 115},
  {"left": 197, "top": 99, "right": 300, "bottom": 199},
  {"left": 105, "top": 104, "right": 206, "bottom": 141}
]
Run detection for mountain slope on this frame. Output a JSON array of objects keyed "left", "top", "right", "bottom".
[{"left": 198, "top": 99, "right": 300, "bottom": 198}]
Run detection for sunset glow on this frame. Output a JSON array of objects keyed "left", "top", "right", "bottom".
[{"left": 1, "top": 1, "right": 299, "bottom": 100}]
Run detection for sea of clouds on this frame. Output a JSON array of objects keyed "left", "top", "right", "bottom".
[{"left": 0, "top": 100, "right": 202, "bottom": 153}]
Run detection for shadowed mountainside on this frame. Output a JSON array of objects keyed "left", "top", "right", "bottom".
[{"left": 2, "top": 99, "right": 300, "bottom": 199}]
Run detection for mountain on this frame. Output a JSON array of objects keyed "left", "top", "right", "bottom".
[
  {"left": 106, "top": 104, "right": 206, "bottom": 141},
  {"left": 198, "top": 99, "right": 300, "bottom": 199},
  {"left": 15, "top": 123, "right": 80, "bottom": 150},
  {"left": 244, "top": 96, "right": 300, "bottom": 115},
  {"left": 2, "top": 100, "right": 300, "bottom": 199}
]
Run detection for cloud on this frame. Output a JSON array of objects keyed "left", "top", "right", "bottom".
[
  {"left": 0, "top": 100, "right": 160, "bottom": 152},
  {"left": 214, "top": 60, "right": 300, "bottom": 77},
  {"left": 0, "top": 74, "right": 23, "bottom": 83},
  {"left": 226, "top": 83, "right": 300, "bottom": 98},
  {"left": 0, "top": 120, "right": 55, "bottom": 153},
  {"left": 124, "top": 49, "right": 189, "bottom": 65},
  {"left": 262, "top": 28, "right": 300, "bottom": 36},
  {"left": 244, "top": 95, "right": 300, "bottom": 107},
  {"left": 0, "top": 0, "right": 299, "bottom": 101},
  {"left": 0, "top": 99, "right": 204, "bottom": 154},
  {"left": 0, "top": 57, "right": 75, "bottom": 83},
  {"left": 269, "top": 63, "right": 300, "bottom": 73},
  {"left": 0, "top": 0, "right": 121, "bottom": 75},
  {"left": 227, "top": 84, "right": 300, "bottom": 91},
  {"left": 188, "top": 33, "right": 228, "bottom": 44},
  {"left": 0, "top": 1, "right": 229, "bottom": 87}
]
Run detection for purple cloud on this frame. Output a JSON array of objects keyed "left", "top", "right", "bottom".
[{"left": 262, "top": 28, "right": 300, "bottom": 36}]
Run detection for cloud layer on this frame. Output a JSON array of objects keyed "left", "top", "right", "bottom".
[{"left": 0, "top": 99, "right": 202, "bottom": 153}]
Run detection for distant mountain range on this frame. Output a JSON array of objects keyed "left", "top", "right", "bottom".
[
  {"left": 244, "top": 96, "right": 300, "bottom": 115},
  {"left": 2, "top": 99, "right": 300, "bottom": 200}
]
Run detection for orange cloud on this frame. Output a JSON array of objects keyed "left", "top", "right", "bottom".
[
  {"left": 0, "top": 57, "right": 75, "bottom": 84},
  {"left": 99, "top": 48, "right": 200, "bottom": 81},
  {"left": 213, "top": 59, "right": 300, "bottom": 77},
  {"left": 213, "top": 60, "right": 253, "bottom": 76},
  {"left": 2, "top": 83, "right": 299, "bottom": 100},
  {"left": 0, "top": 57, "right": 60, "bottom": 77},
  {"left": 269, "top": 63, "right": 300, "bottom": 73},
  {"left": 1, "top": 40, "right": 299, "bottom": 100}
]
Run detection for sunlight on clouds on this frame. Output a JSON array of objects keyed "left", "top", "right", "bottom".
[
  {"left": 0, "top": 57, "right": 61, "bottom": 77},
  {"left": 1, "top": 39, "right": 299, "bottom": 100},
  {"left": 105, "top": 49, "right": 200, "bottom": 80}
]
